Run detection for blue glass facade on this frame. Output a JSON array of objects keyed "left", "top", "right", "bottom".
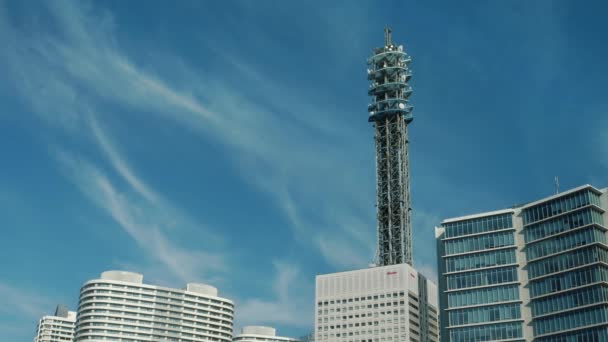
[
  {"left": 448, "top": 322, "right": 522, "bottom": 342},
  {"left": 444, "top": 231, "right": 515, "bottom": 255},
  {"left": 535, "top": 325, "right": 608, "bottom": 342},
  {"left": 523, "top": 187, "right": 608, "bottom": 339},
  {"left": 440, "top": 212, "right": 525, "bottom": 341},
  {"left": 447, "top": 284, "right": 519, "bottom": 307},
  {"left": 446, "top": 249, "right": 516, "bottom": 273},
  {"left": 438, "top": 185, "right": 608, "bottom": 341}
]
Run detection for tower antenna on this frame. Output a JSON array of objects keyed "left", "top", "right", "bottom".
[
  {"left": 555, "top": 176, "right": 560, "bottom": 194},
  {"left": 384, "top": 26, "right": 392, "bottom": 46}
]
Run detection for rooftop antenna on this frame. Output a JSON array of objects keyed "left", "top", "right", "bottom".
[
  {"left": 384, "top": 26, "right": 392, "bottom": 46},
  {"left": 555, "top": 176, "right": 560, "bottom": 194}
]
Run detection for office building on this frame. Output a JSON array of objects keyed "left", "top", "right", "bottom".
[
  {"left": 314, "top": 27, "right": 438, "bottom": 342},
  {"left": 315, "top": 263, "right": 438, "bottom": 342},
  {"left": 73, "top": 270, "right": 234, "bottom": 342},
  {"left": 34, "top": 305, "right": 76, "bottom": 342},
  {"left": 436, "top": 184, "right": 608, "bottom": 341},
  {"left": 233, "top": 326, "right": 300, "bottom": 342}
]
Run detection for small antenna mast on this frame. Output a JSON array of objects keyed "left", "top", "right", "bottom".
[
  {"left": 555, "top": 176, "right": 560, "bottom": 194},
  {"left": 384, "top": 26, "right": 392, "bottom": 46}
]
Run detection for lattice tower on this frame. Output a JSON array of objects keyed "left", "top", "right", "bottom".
[{"left": 367, "top": 27, "right": 414, "bottom": 266}]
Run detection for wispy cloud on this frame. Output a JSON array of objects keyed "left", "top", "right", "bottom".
[
  {"left": 54, "top": 137, "right": 225, "bottom": 285},
  {"left": 2, "top": 0, "right": 378, "bottom": 271},
  {"left": 89, "top": 115, "right": 158, "bottom": 204},
  {"left": 236, "top": 261, "right": 313, "bottom": 328},
  {"left": 0, "top": 282, "right": 53, "bottom": 318}
]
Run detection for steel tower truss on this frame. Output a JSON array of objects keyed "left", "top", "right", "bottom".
[{"left": 367, "top": 28, "right": 414, "bottom": 266}]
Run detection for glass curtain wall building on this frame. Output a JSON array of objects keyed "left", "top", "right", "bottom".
[{"left": 436, "top": 184, "right": 608, "bottom": 341}]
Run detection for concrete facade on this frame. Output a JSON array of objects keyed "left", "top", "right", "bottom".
[{"left": 315, "top": 263, "right": 439, "bottom": 342}]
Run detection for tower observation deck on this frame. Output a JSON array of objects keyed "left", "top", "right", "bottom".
[{"left": 367, "top": 27, "right": 414, "bottom": 266}]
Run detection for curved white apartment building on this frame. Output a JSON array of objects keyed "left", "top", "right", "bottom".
[
  {"left": 34, "top": 305, "right": 76, "bottom": 342},
  {"left": 233, "top": 326, "right": 300, "bottom": 342},
  {"left": 74, "top": 271, "right": 234, "bottom": 342}
]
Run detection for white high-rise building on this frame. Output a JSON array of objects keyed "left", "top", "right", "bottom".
[
  {"left": 73, "top": 270, "right": 234, "bottom": 342},
  {"left": 34, "top": 305, "right": 77, "bottom": 342},
  {"left": 315, "top": 263, "right": 439, "bottom": 342},
  {"left": 233, "top": 326, "right": 300, "bottom": 342}
]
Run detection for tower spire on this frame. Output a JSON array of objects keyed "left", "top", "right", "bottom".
[
  {"left": 384, "top": 26, "right": 392, "bottom": 46},
  {"left": 367, "top": 29, "right": 414, "bottom": 266}
]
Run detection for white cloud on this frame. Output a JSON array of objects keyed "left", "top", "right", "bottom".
[
  {"left": 89, "top": 115, "right": 158, "bottom": 204},
  {"left": 55, "top": 147, "right": 225, "bottom": 285},
  {"left": 235, "top": 261, "right": 313, "bottom": 328},
  {"left": 0, "top": 0, "right": 415, "bottom": 330},
  {"left": 1, "top": 0, "right": 379, "bottom": 271},
  {"left": 0, "top": 282, "right": 54, "bottom": 318},
  {"left": 316, "top": 234, "right": 370, "bottom": 269},
  {"left": 415, "top": 264, "right": 438, "bottom": 284}
]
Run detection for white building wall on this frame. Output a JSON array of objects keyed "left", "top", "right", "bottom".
[
  {"left": 233, "top": 326, "right": 300, "bottom": 342},
  {"left": 34, "top": 312, "right": 76, "bottom": 342},
  {"left": 73, "top": 271, "right": 234, "bottom": 342},
  {"left": 315, "top": 263, "right": 438, "bottom": 342}
]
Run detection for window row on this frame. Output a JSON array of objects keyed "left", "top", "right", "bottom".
[
  {"left": 81, "top": 284, "right": 233, "bottom": 308},
  {"left": 80, "top": 292, "right": 233, "bottom": 313},
  {"left": 76, "top": 306, "right": 232, "bottom": 324},
  {"left": 530, "top": 265, "right": 608, "bottom": 298},
  {"left": 534, "top": 306, "right": 608, "bottom": 336},
  {"left": 78, "top": 298, "right": 231, "bottom": 316},
  {"left": 444, "top": 214, "right": 513, "bottom": 239},
  {"left": 448, "top": 303, "right": 521, "bottom": 326},
  {"left": 446, "top": 249, "right": 516, "bottom": 273},
  {"left": 74, "top": 328, "right": 232, "bottom": 341},
  {"left": 528, "top": 246, "right": 608, "bottom": 279},
  {"left": 525, "top": 208, "right": 604, "bottom": 243},
  {"left": 448, "top": 321, "right": 522, "bottom": 342},
  {"left": 523, "top": 189, "right": 600, "bottom": 225},
  {"left": 447, "top": 267, "right": 518, "bottom": 290},
  {"left": 535, "top": 325, "right": 608, "bottom": 342},
  {"left": 444, "top": 231, "right": 515, "bottom": 256},
  {"left": 317, "top": 292, "right": 405, "bottom": 306},
  {"left": 76, "top": 310, "right": 232, "bottom": 329},
  {"left": 526, "top": 227, "right": 607, "bottom": 261},
  {"left": 76, "top": 321, "right": 230, "bottom": 334},
  {"left": 447, "top": 285, "right": 520, "bottom": 309},
  {"left": 531, "top": 284, "right": 608, "bottom": 317}
]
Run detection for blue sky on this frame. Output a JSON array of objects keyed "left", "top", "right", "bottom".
[{"left": 1, "top": 0, "right": 607, "bottom": 340}]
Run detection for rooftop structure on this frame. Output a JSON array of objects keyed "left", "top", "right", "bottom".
[
  {"left": 233, "top": 326, "right": 300, "bottom": 342},
  {"left": 33, "top": 305, "right": 76, "bottom": 342}
]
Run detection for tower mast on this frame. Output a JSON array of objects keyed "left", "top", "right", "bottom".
[{"left": 367, "top": 28, "right": 414, "bottom": 266}]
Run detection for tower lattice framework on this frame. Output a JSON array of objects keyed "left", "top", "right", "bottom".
[{"left": 367, "top": 28, "right": 414, "bottom": 266}]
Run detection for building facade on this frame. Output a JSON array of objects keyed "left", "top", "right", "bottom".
[
  {"left": 436, "top": 184, "right": 608, "bottom": 341},
  {"left": 34, "top": 305, "right": 77, "bottom": 342},
  {"left": 315, "top": 263, "right": 439, "bottom": 342},
  {"left": 73, "top": 270, "right": 234, "bottom": 342},
  {"left": 233, "top": 326, "right": 300, "bottom": 342}
]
